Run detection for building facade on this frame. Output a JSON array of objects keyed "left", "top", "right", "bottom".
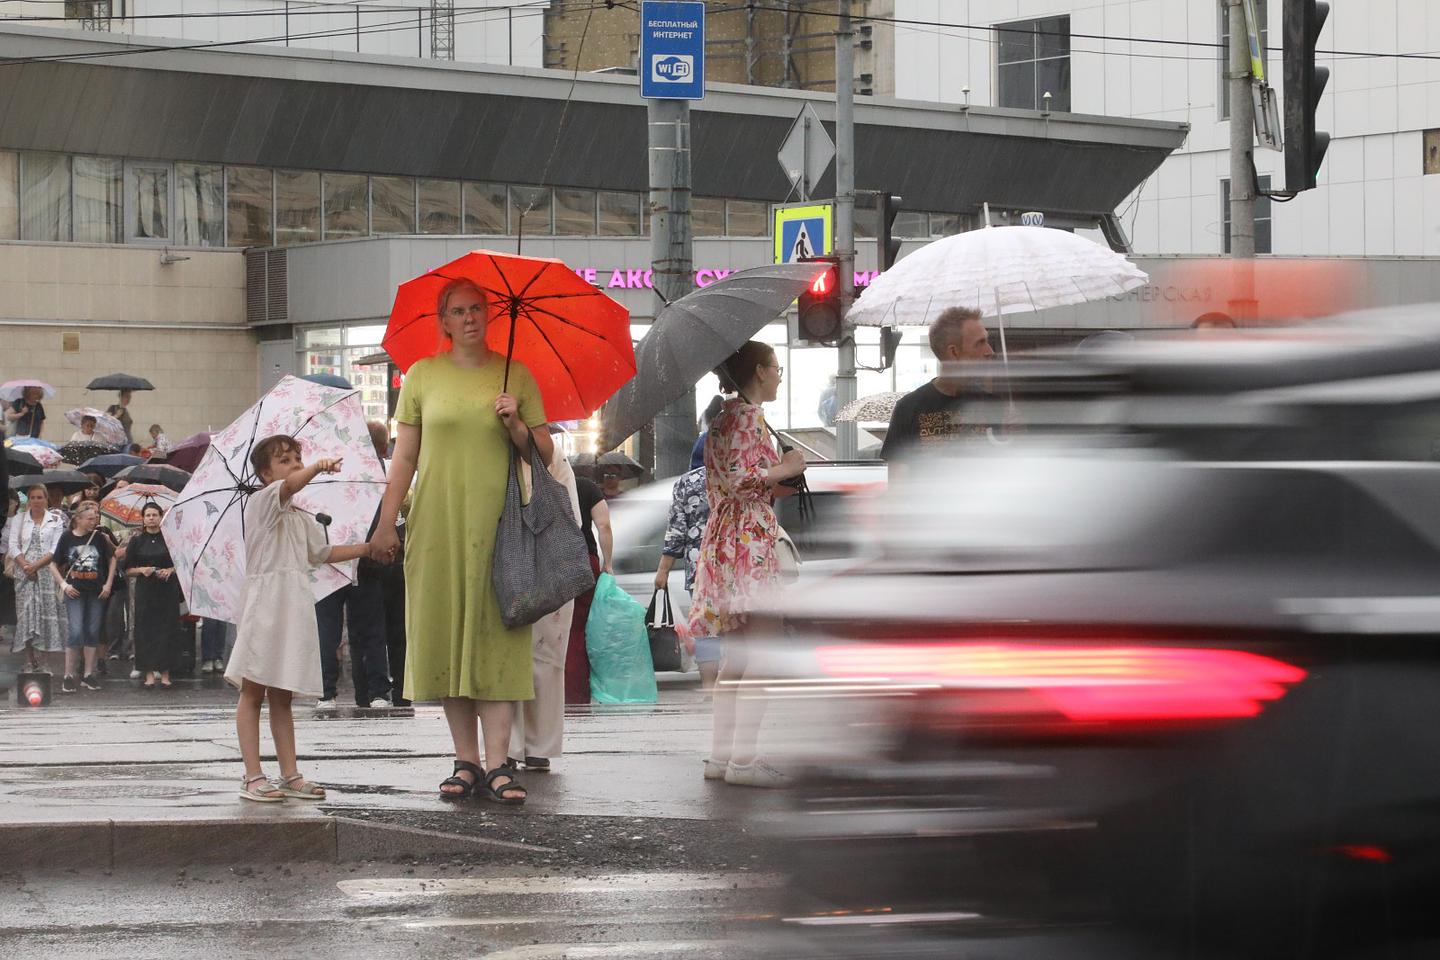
[{"left": 870, "top": 0, "right": 1440, "bottom": 258}]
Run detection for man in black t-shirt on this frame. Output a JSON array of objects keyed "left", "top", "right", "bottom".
[
  {"left": 881, "top": 307, "right": 997, "bottom": 464},
  {"left": 52, "top": 505, "right": 116, "bottom": 692}
]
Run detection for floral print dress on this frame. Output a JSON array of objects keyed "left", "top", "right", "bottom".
[{"left": 687, "top": 398, "right": 780, "bottom": 638}]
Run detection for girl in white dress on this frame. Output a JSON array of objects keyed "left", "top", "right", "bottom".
[{"left": 227, "top": 435, "right": 371, "bottom": 803}]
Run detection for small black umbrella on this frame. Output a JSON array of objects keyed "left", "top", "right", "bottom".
[
  {"left": 115, "top": 463, "right": 191, "bottom": 492},
  {"left": 4, "top": 447, "right": 42, "bottom": 476},
  {"left": 11, "top": 469, "right": 93, "bottom": 494},
  {"left": 571, "top": 451, "right": 645, "bottom": 481},
  {"left": 598, "top": 263, "right": 828, "bottom": 450},
  {"left": 61, "top": 440, "right": 117, "bottom": 466},
  {"left": 80, "top": 453, "right": 144, "bottom": 479},
  {"left": 87, "top": 373, "right": 155, "bottom": 392}
]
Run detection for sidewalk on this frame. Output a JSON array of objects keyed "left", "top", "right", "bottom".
[{"left": 0, "top": 669, "right": 785, "bottom": 870}]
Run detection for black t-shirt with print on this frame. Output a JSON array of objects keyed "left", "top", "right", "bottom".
[
  {"left": 54, "top": 530, "right": 114, "bottom": 595},
  {"left": 880, "top": 381, "right": 990, "bottom": 462}
]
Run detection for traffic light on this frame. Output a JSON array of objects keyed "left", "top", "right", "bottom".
[
  {"left": 876, "top": 192, "right": 903, "bottom": 271},
  {"left": 1283, "top": 0, "right": 1329, "bottom": 192},
  {"left": 796, "top": 256, "right": 842, "bottom": 346}
]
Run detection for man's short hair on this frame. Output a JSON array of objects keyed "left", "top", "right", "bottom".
[{"left": 929, "top": 307, "right": 983, "bottom": 358}]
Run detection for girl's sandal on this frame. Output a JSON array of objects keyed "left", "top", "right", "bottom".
[
  {"left": 480, "top": 763, "right": 527, "bottom": 806},
  {"left": 275, "top": 774, "right": 326, "bottom": 800},
  {"left": 439, "top": 760, "right": 483, "bottom": 802},
  {"left": 239, "top": 775, "right": 284, "bottom": 803}
]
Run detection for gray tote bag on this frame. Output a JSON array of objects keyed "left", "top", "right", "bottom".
[{"left": 492, "top": 437, "right": 595, "bottom": 628}]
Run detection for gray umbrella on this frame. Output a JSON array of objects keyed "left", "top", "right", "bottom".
[{"left": 598, "top": 263, "right": 828, "bottom": 450}]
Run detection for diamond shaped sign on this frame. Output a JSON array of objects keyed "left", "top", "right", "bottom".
[{"left": 777, "top": 103, "right": 835, "bottom": 201}]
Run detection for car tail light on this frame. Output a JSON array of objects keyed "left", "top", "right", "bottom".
[{"left": 813, "top": 642, "right": 1306, "bottom": 728}]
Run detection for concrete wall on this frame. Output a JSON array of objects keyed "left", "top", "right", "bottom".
[
  {"left": 885, "top": 0, "right": 1440, "bottom": 258},
  {"left": 1, "top": 243, "right": 256, "bottom": 441}
]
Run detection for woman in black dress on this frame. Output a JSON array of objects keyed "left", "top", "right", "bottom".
[{"left": 125, "top": 502, "right": 181, "bottom": 689}]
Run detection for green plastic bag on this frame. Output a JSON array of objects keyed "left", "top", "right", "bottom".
[{"left": 585, "top": 573, "right": 659, "bottom": 705}]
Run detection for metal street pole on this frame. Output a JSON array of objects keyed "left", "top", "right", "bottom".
[
  {"left": 649, "top": 96, "right": 696, "bottom": 478},
  {"left": 1228, "top": 0, "right": 1256, "bottom": 260},
  {"left": 834, "top": 0, "right": 858, "bottom": 460}
]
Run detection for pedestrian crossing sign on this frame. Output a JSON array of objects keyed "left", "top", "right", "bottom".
[{"left": 773, "top": 202, "right": 834, "bottom": 264}]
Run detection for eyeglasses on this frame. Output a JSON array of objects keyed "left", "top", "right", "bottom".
[{"left": 765, "top": 363, "right": 784, "bottom": 377}]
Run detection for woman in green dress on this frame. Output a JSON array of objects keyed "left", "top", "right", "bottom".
[{"left": 371, "top": 278, "right": 552, "bottom": 805}]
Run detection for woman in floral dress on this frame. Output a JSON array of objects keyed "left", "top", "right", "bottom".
[{"left": 688, "top": 341, "right": 807, "bottom": 789}]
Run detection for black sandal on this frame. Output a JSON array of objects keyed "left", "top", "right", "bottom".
[
  {"left": 438, "top": 760, "right": 483, "bottom": 801},
  {"left": 524, "top": 756, "right": 550, "bottom": 772},
  {"left": 481, "top": 764, "right": 527, "bottom": 805}
]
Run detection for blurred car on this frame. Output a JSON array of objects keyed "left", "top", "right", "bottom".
[
  {"left": 607, "top": 460, "right": 886, "bottom": 624},
  {"left": 754, "top": 314, "right": 1440, "bottom": 959}
]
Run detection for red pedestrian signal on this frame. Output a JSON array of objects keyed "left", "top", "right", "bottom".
[{"left": 797, "top": 257, "right": 842, "bottom": 346}]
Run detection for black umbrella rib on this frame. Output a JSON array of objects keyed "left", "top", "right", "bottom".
[
  {"left": 289, "top": 389, "right": 362, "bottom": 445},
  {"left": 173, "top": 484, "right": 245, "bottom": 509},
  {"left": 510, "top": 260, "right": 553, "bottom": 302},
  {"left": 520, "top": 301, "right": 620, "bottom": 348},
  {"left": 485, "top": 254, "right": 523, "bottom": 301},
  {"left": 513, "top": 310, "right": 605, "bottom": 412},
  {"left": 186, "top": 487, "right": 246, "bottom": 592}
]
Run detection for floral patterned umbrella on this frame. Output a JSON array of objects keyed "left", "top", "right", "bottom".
[
  {"left": 835, "top": 392, "right": 906, "bottom": 424},
  {"left": 160, "top": 375, "right": 387, "bottom": 621},
  {"left": 100, "top": 483, "right": 177, "bottom": 529},
  {"left": 65, "top": 407, "right": 128, "bottom": 446}
]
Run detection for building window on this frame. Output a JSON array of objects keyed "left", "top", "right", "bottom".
[
  {"left": 727, "top": 199, "right": 769, "bottom": 237},
  {"left": 72, "top": 156, "right": 122, "bottom": 244},
  {"left": 129, "top": 164, "right": 171, "bottom": 242},
  {"left": 929, "top": 212, "right": 963, "bottom": 236},
  {"left": 510, "top": 185, "right": 552, "bottom": 236},
  {"left": 597, "top": 190, "right": 641, "bottom": 236},
  {"left": 20, "top": 153, "right": 71, "bottom": 242},
  {"left": 176, "top": 164, "right": 225, "bottom": 246},
  {"left": 322, "top": 173, "right": 368, "bottom": 239},
  {"left": 1221, "top": 175, "right": 1272, "bottom": 254},
  {"left": 893, "top": 210, "right": 929, "bottom": 239},
  {"left": 996, "top": 16, "right": 1070, "bottom": 111},
  {"left": 274, "top": 169, "right": 321, "bottom": 246},
  {"left": 418, "top": 179, "right": 461, "bottom": 235},
  {"left": 371, "top": 176, "right": 415, "bottom": 235},
  {"left": 1219, "top": 0, "right": 1267, "bottom": 121},
  {"left": 693, "top": 196, "right": 725, "bottom": 236},
  {"left": 226, "top": 166, "right": 273, "bottom": 247},
  {"left": 0, "top": 152, "right": 16, "bottom": 240},
  {"left": 464, "top": 182, "right": 508, "bottom": 234},
  {"left": 554, "top": 187, "right": 597, "bottom": 236},
  {"left": 1424, "top": 130, "right": 1440, "bottom": 175}
]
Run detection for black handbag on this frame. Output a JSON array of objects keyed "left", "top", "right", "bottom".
[
  {"left": 491, "top": 435, "right": 595, "bottom": 628},
  {"left": 645, "top": 587, "right": 683, "bottom": 672}
]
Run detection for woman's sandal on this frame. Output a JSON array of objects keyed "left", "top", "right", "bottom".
[
  {"left": 239, "top": 774, "right": 284, "bottom": 803},
  {"left": 438, "top": 760, "right": 484, "bottom": 802},
  {"left": 480, "top": 763, "right": 527, "bottom": 805},
  {"left": 275, "top": 774, "right": 326, "bottom": 801}
]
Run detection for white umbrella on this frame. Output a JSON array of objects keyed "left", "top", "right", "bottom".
[
  {"left": 65, "top": 406, "right": 127, "bottom": 446},
  {"left": 836, "top": 392, "right": 905, "bottom": 424},
  {"left": 849, "top": 223, "right": 1149, "bottom": 361}
]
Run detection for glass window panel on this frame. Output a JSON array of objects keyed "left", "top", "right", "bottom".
[
  {"left": 131, "top": 166, "right": 170, "bottom": 241},
  {"left": 554, "top": 187, "right": 597, "bottom": 236},
  {"left": 996, "top": 23, "right": 1034, "bottom": 64},
  {"left": 893, "top": 211, "right": 929, "bottom": 238},
  {"left": 0, "top": 151, "right": 15, "bottom": 240},
  {"left": 929, "top": 212, "right": 962, "bottom": 236},
  {"left": 854, "top": 197, "right": 876, "bottom": 239},
  {"left": 597, "top": 190, "right": 640, "bottom": 236},
  {"left": 303, "top": 326, "right": 343, "bottom": 348},
  {"left": 692, "top": 196, "right": 725, "bottom": 236},
  {"left": 274, "top": 169, "right": 320, "bottom": 246},
  {"left": 1036, "top": 16, "right": 1070, "bottom": 58},
  {"left": 1037, "top": 58, "right": 1071, "bottom": 111},
  {"left": 322, "top": 173, "right": 367, "bottom": 239},
  {"left": 175, "top": 164, "right": 224, "bottom": 246},
  {"left": 226, "top": 166, "right": 273, "bottom": 247},
  {"left": 727, "top": 199, "right": 769, "bottom": 237},
  {"left": 997, "top": 62, "right": 1035, "bottom": 109},
  {"left": 510, "top": 185, "right": 552, "bottom": 236},
  {"left": 371, "top": 176, "right": 415, "bottom": 235},
  {"left": 463, "top": 182, "right": 507, "bottom": 234},
  {"left": 20, "top": 153, "right": 71, "bottom": 242},
  {"left": 72, "top": 156, "right": 122, "bottom": 244},
  {"left": 418, "top": 179, "right": 460, "bottom": 235}
]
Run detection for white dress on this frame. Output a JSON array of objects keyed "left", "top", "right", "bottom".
[{"left": 223, "top": 480, "right": 331, "bottom": 696}]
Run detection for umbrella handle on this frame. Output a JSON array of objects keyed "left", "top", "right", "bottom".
[{"left": 502, "top": 300, "right": 520, "bottom": 395}]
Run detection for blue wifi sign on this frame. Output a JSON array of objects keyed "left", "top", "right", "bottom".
[{"left": 640, "top": 1, "right": 705, "bottom": 101}]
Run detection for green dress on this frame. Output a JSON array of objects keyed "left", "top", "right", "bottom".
[{"left": 397, "top": 352, "right": 547, "bottom": 701}]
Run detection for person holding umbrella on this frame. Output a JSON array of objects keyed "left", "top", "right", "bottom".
[
  {"left": 369, "top": 278, "right": 554, "bottom": 805},
  {"left": 689, "top": 342, "right": 807, "bottom": 788},
  {"left": 6, "top": 386, "right": 48, "bottom": 439},
  {"left": 105, "top": 390, "right": 135, "bottom": 445}
]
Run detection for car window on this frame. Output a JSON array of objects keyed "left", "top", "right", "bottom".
[
  {"left": 776, "top": 490, "right": 852, "bottom": 561},
  {"left": 608, "top": 496, "right": 670, "bottom": 575}
]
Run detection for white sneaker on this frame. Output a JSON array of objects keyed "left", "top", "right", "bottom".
[
  {"left": 316, "top": 698, "right": 337, "bottom": 710},
  {"left": 368, "top": 698, "right": 391, "bottom": 709},
  {"left": 129, "top": 669, "right": 141, "bottom": 680},
  {"left": 199, "top": 660, "right": 215, "bottom": 675},
  {"left": 702, "top": 758, "right": 728, "bottom": 780},
  {"left": 724, "top": 760, "right": 788, "bottom": 789}
]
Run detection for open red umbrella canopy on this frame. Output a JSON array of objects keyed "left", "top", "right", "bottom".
[{"left": 384, "top": 250, "right": 635, "bottom": 423}]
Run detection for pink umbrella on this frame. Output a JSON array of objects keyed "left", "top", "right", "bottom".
[
  {"left": 65, "top": 407, "right": 127, "bottom": 445},
  {"left": 165, "top": 432, "right": 212, "bottom": 473},
  {"left": 1, "top": 379, "right": 55, "bottom": 402}
]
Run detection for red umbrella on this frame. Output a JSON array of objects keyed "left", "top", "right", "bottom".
[{"left": 384, "top": 250, "right": 634, "bottom": 422}]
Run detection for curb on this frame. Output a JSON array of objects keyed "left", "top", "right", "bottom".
[{"left": 0, "top": 816, "right": 548, "bottom": 869}]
